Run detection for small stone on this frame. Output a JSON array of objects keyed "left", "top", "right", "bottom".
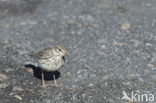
[
  {"left": 134, "top": 50, "right": 140, "bottom": 54},
  {"left": 138, "top": 77, "right": 144, "bottom": 82},
  {"left": 82, "top": 93, "right": 86, "bottom": 98},
  {"left": 117, "top": 6, "right": 127, "bottom": 13},
  {"left": 9, "top": 92, "right": 16, "bottom": 96},
  {"left": 117, "top": 42, "right": 125, "bottom": 46},
  {"left": 102, "top": 75, "right": 109, "bottom": 80},
  {"left": 122, "top": 81, "right": 131, "bottom": 86},
  {"left": 146, "top": 43, "right": 152, "bottom": 46},
  {"left": 0, "top": 83, "right": 8, "bottom": 89},
  {"left": 4, "top": 68, "right": 14, "bottom": 72},
  {"left": 147, "top": 64, "right": 154, "bottom": 67},
  {"left": 101, "top": 44, "right": 106, "bottom": 49},
  {"left": 154, "top": 36, "right": 156, "bottom": 40},
  {"left": 0, "top": 73, "right": 8, "bottom": 81},
  {"left": 27, "top": 68, "right": 33, "bottom": 73},
  {"left": 89, "top": 83, "right": 93, "bottom": 87},
  {"left": 105, "top": 82, "right": 108, "bottom": 86},
  {"left": 121, "top": 22, "right": 131, "bottom": 30},
  {"left": 25, "top": 88, "right": 35, "bottom": 94},
  {"left": 130, "top": 39, "right": 142, "bottom": 46},
  {"left": 91, "top": 24, "right": 99, "bottom": 27},
  {"left": 14, "top": 95, "right": 22, "bottom": 101},
  {"left": 114, "top": 64, "right": 118, "bottom": 67},
  {"left": 128, "top": 73, "right": 135, "bottom": 77},
  {"left": 12, "top": 86, "right": 23, "bottom": 91}
]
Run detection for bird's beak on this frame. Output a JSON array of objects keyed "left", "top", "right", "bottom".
[{"left": 65, "top": 52, "right": 69, "bottom": 57}]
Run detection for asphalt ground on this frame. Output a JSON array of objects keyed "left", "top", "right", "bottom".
[{"left": 0, "top": 0, "right": 156, "bottom": 103}]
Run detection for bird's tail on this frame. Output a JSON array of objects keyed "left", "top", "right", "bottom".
[{"left": 24, "top": 51, "right": 38, "bottom": 67}]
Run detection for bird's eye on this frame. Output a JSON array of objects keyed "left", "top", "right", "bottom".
[{"left": 58, "top": 48, "right": 61, "bottom": 51}]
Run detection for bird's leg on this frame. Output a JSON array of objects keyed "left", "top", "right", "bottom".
[
  {"left": 52, "top": 72, "right": 59, "bottom": 87},
  {"left": 41, "top": 71, "right": 46, "bottom": 88}
]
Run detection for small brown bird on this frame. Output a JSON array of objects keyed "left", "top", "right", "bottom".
[{"left": 36, "top": 45, "right": 67, "bottom": 87}]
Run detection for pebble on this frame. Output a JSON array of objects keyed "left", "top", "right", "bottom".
[
  {"left": 89, "top": 83, "right": 93, "bottom": 87},
  {"left": 12, "top": 86, "right": 23, "bottom": 91},
  {"left": 14, "top": 95, "right": 22, "bottom": 101},
  {"left": 0, "top": 83, "right": 8, "bottom": 89},
  {"left": 154, "top": 36, "right": 156, "bottom": 40},
  {"left": 138, "top": 77, "right": 144, "bottom": 82},
  {"left": 102, "top": 75, "right": 109, "bottom": 80},
  {"left": 128, "top": 73, "right": 136, "bottom": 77},
  {"left": 27, "top": 68, "right": 33, "bottom": 73},
  {"left": 0, "top": 73, "right": 8, "bottom": 81},
  {"left": 120, "top": 22, "right": 131, "bottom": 30},
  {"left": 152, "top": 75, "right": 156, "bottom": 81}
]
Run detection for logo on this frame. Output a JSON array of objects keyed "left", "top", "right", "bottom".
[{"left": 121, "top": 90, "right": 155, "bottom": 102}]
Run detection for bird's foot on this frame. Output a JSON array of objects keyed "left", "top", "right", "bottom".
[
  {"left": 52, "top": 84, "right": 59, "bottom": 88},
  {"left": 40, "top": 84, "right": 50, "bottom": 88}
]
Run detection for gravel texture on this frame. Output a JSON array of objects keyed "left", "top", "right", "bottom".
[{"left": 0, "top": 0, "right": 156, "bottom": 103}]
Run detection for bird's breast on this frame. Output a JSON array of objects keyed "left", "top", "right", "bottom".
[{"left": 38, "top": 56, "right": 64, "bottom": 71}]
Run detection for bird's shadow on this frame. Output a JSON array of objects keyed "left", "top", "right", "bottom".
[{"left": 25, "top": 64, "right": 60, "bottom": 81}]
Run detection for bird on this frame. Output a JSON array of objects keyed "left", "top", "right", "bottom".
[{"left": 36, "top": 45, "right": 67, "bottom": 88}]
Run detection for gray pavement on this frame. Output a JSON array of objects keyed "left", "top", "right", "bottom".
[{"left": 0, "top": 0, "right": 156, "bottom": 103}]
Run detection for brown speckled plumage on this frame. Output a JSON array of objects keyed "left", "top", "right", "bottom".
[{"left": 36, "top": 45, "right": 67, "bottom": 87}]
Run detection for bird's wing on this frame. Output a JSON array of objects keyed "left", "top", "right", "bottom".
[{"left": 37, "top": 48, "right": 53, "bottom": 59}]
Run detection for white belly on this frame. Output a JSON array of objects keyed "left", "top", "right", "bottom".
[{"left": 38, "top": 57, "right": 64, "bottom": 72}]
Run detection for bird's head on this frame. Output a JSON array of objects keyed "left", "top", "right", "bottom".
[{"left": 53, "top": 45, "right": 67, "bottom": 56}]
